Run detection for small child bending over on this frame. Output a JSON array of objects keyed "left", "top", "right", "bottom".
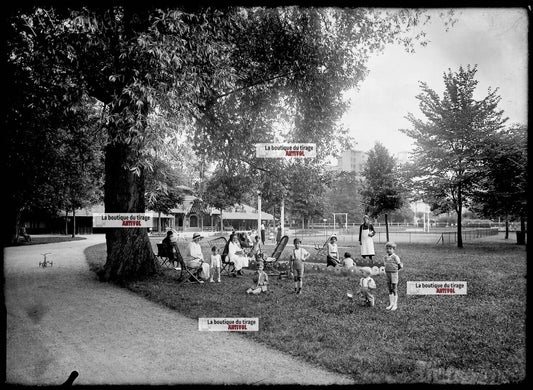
[{"left": 246, "top": 261, "right": 268, "bottom": 295}]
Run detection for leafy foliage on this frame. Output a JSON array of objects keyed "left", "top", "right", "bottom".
[
  {"left": 469, "top": 124, "right": 527, "bottom": 223},
  {"left": 400, "top": 65, "right": 508, "bottom": 247},
  {"left": 5, "top": 5, "right": 453, "bottom": 278},
  {"left": 323, "top": 171, "right": 364, "bottom": 222},
  {"left": 4, "top": 43, "right": 104, "bottom": 242},
  {"left": 360, "top": 142, "right": 405, "bottom": 218}
]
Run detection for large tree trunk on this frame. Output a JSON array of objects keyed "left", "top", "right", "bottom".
[
  {"left": 504, "top": 215, "right": 509, "bottom": 240},
  {"left": 9, "top": 208, "right": 23, "bottom": 245},
  {"left": 71, "top": 207, "right": 76, "bottom": 238},
  {"left": 102, "top": 141, "right": 158, "bottom": 282}
]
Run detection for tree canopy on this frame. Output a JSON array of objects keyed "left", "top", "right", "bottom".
[
  {"left": 360, "top": 142, "right": 405, "bottom": 219},
  {"left": 5, "top": 5, "right": 451, "bottom": 279},
  {"left": 469, "top": 124, "right": 527, "bottom": 229},
  {"left": 400, "top": 65, "right": 508, "bottom": 247}
]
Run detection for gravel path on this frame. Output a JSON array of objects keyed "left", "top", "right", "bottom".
[{"left": 4, "top": 235, "right": 354, "bottom": 385}]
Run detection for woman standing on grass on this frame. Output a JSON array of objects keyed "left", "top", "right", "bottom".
[{"left": 359, "top": 215, "right": 375, "bottom": 260}]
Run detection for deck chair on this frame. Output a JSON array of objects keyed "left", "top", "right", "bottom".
[
  {"left": 176, "top": 254, "right": 205, "bottom": 285},
  {"left": 264, "top": 235, "right": 289, "bottom": 278},
  {"left": 314, "top": 234, "right": 342, "bottom": 264},
  {"left": 220, "top": 238, "right": 235, "bottom": 276},
  {"left": 204, "top": 236, "right": 228, "bottom": 275},
  {"left": 313, "top": 236, "right": 333, "bottom": 258},
  {"left": 206, "top": 236, "right": 228, "bottom": 255},
  {"left": 156, "top": 243, "right": 173, "bottom": 268}
]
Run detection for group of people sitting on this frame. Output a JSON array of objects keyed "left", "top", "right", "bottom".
[{"left": 161, "top": 230, "right": 266, "bottom": 282}]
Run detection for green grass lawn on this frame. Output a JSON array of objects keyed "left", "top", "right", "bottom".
[
  {"left": 7, "top": 235, "right": 86, "bottom": 247},
  {"left": 85, "top": 239, "right": 526, "bottom": 384}
]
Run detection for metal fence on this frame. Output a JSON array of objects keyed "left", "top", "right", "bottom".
[{"left": 292, "top": 227, "right": 501, "bottom": 246}]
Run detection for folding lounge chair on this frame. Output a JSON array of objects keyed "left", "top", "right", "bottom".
[
  {"left": 156, "top": 243, "right": 173, "bottom": 268},
  {"left": 220, "top": 238, "right": 235, "bottom": 276},
  {"left": 313, "top": 235, "right": 334, "bottom": 258},
  {"left": 264, "top": 235, "right": 289, "bottom": 278},
  {"left": 206, "top": 236, "right": 228, "bottom": 255},
  {"left": 173, "top": 250, "right": 205, "bottom": 285},
  {"left": 204, "top": 235, "right": 229, "bottom": 275}
]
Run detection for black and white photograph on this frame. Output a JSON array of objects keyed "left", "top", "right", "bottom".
[{"left": 2, "top": 4, "right": 527, "bottom": 386}]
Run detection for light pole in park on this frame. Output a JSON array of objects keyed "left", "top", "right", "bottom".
[
  {"left": 257, "top": 191, "right": 262, "bottom": 234},
  {"left": 323, "top": 218, "right": 327, "bottom": 239}
]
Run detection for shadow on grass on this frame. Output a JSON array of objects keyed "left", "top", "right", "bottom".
[{"left": 84, "top": 240, "right": 526, "bottom": 384}]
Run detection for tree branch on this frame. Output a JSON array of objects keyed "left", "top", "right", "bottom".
[{"left": 212, "top": 69, "right": 298, "bottom": 101}]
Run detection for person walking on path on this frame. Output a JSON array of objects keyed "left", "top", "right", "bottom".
[{"left": 359, "top": 215, "right": 375, "bottom": 260}]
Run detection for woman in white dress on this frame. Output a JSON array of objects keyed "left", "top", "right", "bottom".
[
  {"left": 358, "top": 215, "right": 375, "bottom": 260},
  {"left": 185, "top": 233, "right": 211, "bottom": 281},
  {"left": 228, "top": 233, "right": 249, "bottom": 276}
]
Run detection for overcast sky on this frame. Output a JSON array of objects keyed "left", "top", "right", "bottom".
[{"left": 341, "top": 7, "right": 528, "bottom": 156}]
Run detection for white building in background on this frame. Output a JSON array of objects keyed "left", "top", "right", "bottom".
[
  {"left": 327, "top": 149, "right": 411, "bottom": 175},
  {"left": 327, "top": 149, "right": 368, "bottom": 176}
]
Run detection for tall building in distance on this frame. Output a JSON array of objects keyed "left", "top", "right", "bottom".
[
  {"left": 327, "top": 149, "right": 368, "bottom": 176},
  {"left": 327, "top": 149, "right": 411, "bottom": 175}
]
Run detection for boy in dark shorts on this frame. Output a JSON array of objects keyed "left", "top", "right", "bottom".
[
  {"left": 384, "top": 241, "right": 403, "bottom": 311},
  {"left": 289, "top": 238, "right": 310, "bottom": 294}
]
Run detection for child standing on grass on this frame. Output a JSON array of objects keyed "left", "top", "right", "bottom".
[
  {"left": 359, "top": 269, "right": 376, "bottom": 307},
  {"left": 246, "top": 261, "right": 268, "bottom": 294},
  {"left": 209, "top": 246, "right": 222, "bottom": 283},
  {"left": 289, "top": 238, "right": 310, "bottom": 294},
  {"left": 384, "top": 241, "right": 403, "bottom": 311}
]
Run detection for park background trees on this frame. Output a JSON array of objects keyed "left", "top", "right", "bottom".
[
  {"left": 469, "top": 124, "right": 527, "bottom": 241},
  {"left": 400, "top": 65, "right": 511, "bottom": 248},
  {"left": 8, "top": 5, "right": 492, "bottom": 281},
  {"left": 360, "top": 142, "right": 406, "bottom": 241}
]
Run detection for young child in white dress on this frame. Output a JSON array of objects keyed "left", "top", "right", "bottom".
[{"left": 209, "top": 246, "right": 222, "bottom": 283}]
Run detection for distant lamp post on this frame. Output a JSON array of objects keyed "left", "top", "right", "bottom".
[
  {"left": 257, "top": 191, "right": 262, "bottom": 233},
  {"left": 323, "top": 218, "right": 327, "bottom": 238}
]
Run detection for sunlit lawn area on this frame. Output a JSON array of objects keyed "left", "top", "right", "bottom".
[
  {"left": 85, "top": 238, "right": 526, "bottom": 384},
  {"left": 7, "top": 235, "right": 86, "bottom": 247}
]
